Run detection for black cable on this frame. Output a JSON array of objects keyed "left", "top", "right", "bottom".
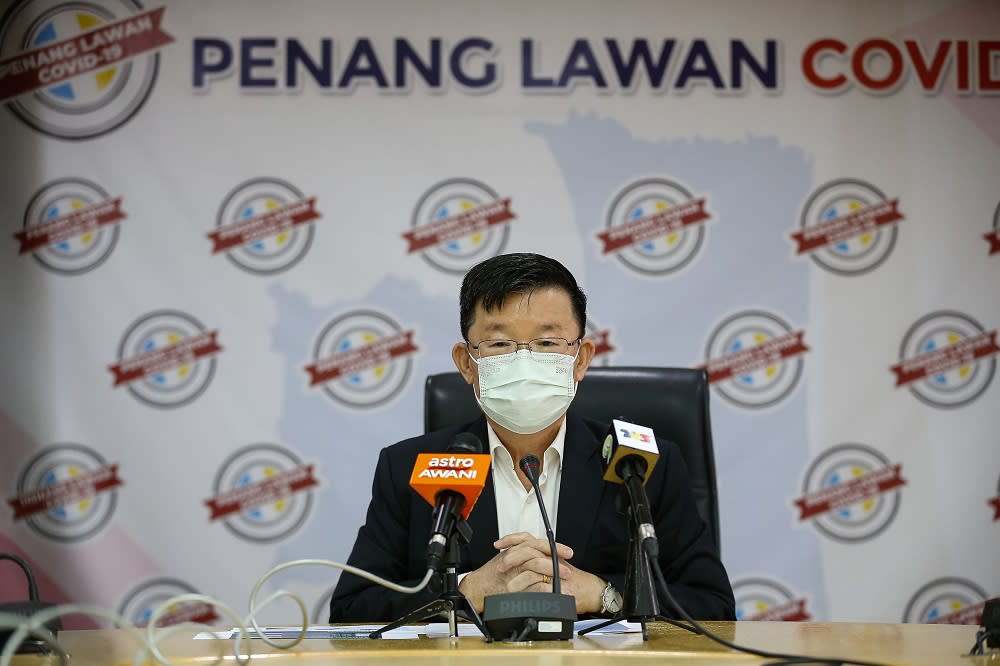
[
  {"left": 969, "top": 629, "right": 999, "bottom": 657},
  {"left": 646, "top": 543, "right": 891, "bottom": 666},
  {"left": 511, "top": 618, "right": 537, "bottom": 642},
  {"left": 0, "top": 553, "right": 40, "bottom": 600}
]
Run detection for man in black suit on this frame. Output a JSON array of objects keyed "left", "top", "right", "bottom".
[{"left": 330, "top": 253, "right": 735, "bottom": 621}]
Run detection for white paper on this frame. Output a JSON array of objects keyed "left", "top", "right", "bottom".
[{"left": 194, "top": 619, "right": 643, "bottom": 642}]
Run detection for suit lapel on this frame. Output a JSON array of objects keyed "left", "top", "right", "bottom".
[{"left": 555, "top": 413, "right": 604, "bottom": 565}]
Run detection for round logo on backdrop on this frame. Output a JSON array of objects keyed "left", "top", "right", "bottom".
[
  {"left": 208, "top": 178, "right": 322, "bottom": 275},
  {"left": 699, "top": 310, "right": 810, "bottom": 409},
  {"left": 6, "top": 444, "right": 122, "bottom": 542},
  {"left": 108, "top": 310, "right": 223, "bottom": 408},
  {"left": 403, "top": 178, "right": 516, "bottom": 274},
  {"left": 118, "top": 578, "right": 219, "bottom": 628},
  {"left": 793, "top": 443, "right": 906, "bottom": 543},
  {"left": 584, "top": 319, "right": 615, "bottom": 367},
  {"left": 14, "top": 178, "right": 126, "bottom": 274},
  {"left": 732, "top": 578, "right": 811, "bottom": 621},
  {"left": 203, "top": 444, "right": 318, "bottom": 544},
  {"left": 890, "top": 311, "right": 998, "bottom": 409},
  {"left": 903, "top": 577, "right": 989, "bottom": 625},
  {"left": 984, "top": 201, "right": 1000, "bottom": 255},
  {"left": 598, "top": 178, "right": 712, "bottom": 277},
  {"left": 305, "top": 309, "right": 418, "bottom": 409},
  {"left": 790, "top": 179, "right": 904, "bottom": 276},
  {"left": 0, "top": 0, "right": 173, "bottom": 140}
]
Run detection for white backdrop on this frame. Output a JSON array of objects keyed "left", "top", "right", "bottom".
[{"left": 1, "top": 0, "right": 998, "bottom": 629}]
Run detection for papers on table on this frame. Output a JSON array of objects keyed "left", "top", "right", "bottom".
[{"left": 194, "top": 619, "right": 643, "bottom": 641}]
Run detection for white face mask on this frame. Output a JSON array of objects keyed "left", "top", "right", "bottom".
[{"left": 470, "top": 349, "right": 578, "bottom": 435}]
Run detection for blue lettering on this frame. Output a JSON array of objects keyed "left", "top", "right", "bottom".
[
  {"left": 337, "top": 38, "right": 388, "bottom": 88},
  {"left": 521, "top": 39, "right": 555, "bottom": 88},
  {"left": 192, "top": 38, "right": 232, "bottom": 89},
  {"left": 394, "top": 38, "right": 442, "bottom": 88},
  {"left": 731, "top": 39, "right": 778, "bottom": 90},
  {"left": 557, "top": 39, "right": 606, "bottom": 88},
  {"left": 451, "top": 37, "right": 496, "bottom": 88},
  {"left": 286, "top": 38, "right": 332, "bottom": 88},
  {"left": 605, "top": 38, "right": 675, "bottom": 88},
  {"left": 240, "top": 38, "right": 277, "bottom": 87},
  {"left": 675, "top": 39, "right": 724, "bottom": 90}
]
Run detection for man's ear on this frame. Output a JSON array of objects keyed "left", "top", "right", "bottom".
[
  {"left": 573, "top": 337, "right": 596, "bottom": 383},
  {"left": 452, "top": 342, "right": 475, "bottom": 384}
]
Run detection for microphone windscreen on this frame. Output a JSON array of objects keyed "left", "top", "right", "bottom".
[
  {"left": 449, "top": 431, "right": 485, "bottom": 455},
  {"left": 410, "top": 434, "right": 491, "bottom": 519},
  {"left": 601, "top": 419, "right": 659, "bottom": 485},
  {"left": 518, "top": 454, "right": 541, "bottom": 479}
]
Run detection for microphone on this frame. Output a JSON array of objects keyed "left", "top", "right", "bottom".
[
  {"left": 481, "top": 454, "right": 576, "bottom": 642},
  {"left": 409, "top": 432, "right": 491, "bottom": 571},
  {"left": 0, "top": 553, "right": 61, "bottom": 654},
  {"left": 601, "top": 419, "right": 660, "bottom": 557},
  {"left": 518, "top": 455, "right": 561, "bottom": 595}
]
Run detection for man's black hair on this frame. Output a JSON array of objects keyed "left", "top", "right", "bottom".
[{"left": 459, "top": 253, "right": 587, "bottom": 341}]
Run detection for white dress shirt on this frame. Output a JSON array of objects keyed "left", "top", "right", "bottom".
[{"left": 485, "top": 418, "right": 565, "bottom": 539}]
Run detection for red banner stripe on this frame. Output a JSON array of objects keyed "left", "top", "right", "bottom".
[
  {"left": 402, "top": 199, "right": 515, "bottom": 253},
  {"left": 108, "top": 331, "right": 222, "bottom": 387},
  {"left": 790, "top": 199, "right": 903, "bottom": 255},
  {"left": 890, "top": 331, "right": 999, "bottom": 387},
  {"left": 305, "top": 331, "right": 418, "bottom": 386},
  {"left": 207, "top": 198, "right": 321, "bottom": 253},
  {"left": 984, "top": 230, "right": 1000, "bottom": 255},
  {"left": 597, "top": 198, "right": 709, "bottom": 254},
  {"left": 701, "top": 331, "right": 809, "bottom": 384},
  {"left": 0, "top": 7, "right": 174, "bottom": 104},
  {"left": 7, "top": 465, "right": 123, "bottom": 520},
  {"left": 204, "top": 465, "right": 318, "bottom": 520},
  {"left": 747, "top": 598, "right": 811, "bottom": 622},
  {"left": 13, "top": 198, "right": 126, "bottom": 254},
  {"left": 794, "top": 464, "right": 906, "bottom": 520}
]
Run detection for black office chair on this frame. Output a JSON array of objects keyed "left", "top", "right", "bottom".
[{"left": 424, "top": 366, "right": 721, "bottom": 555}]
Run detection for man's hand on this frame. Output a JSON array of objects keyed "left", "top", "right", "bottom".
[{"left": 458, "top": 532, "right": 606, "bottom": 614}]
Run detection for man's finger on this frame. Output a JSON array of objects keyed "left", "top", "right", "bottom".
[{"left": 493, "top": 532, "right": 535, "bottom": 549}]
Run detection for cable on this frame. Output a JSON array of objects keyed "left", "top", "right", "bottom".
[
  {"left": 0, "top": 612, "right": 65, "bottom": 664},
  {"left": 646, "top": 543, "right": 892, "bottom": 666},
  {"left": 0, "top": 554, "right": 39, "bottom": 601},
  {"left": 0, "top": 559, "right": 435, "bottom": 664},
  {"left": 969, "top": 629, "right": 999, "bottom": 657},
  {"left": 246, "top": 560, "right": 435, "bottom": 649}
]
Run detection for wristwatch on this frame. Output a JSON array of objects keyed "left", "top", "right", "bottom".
[{"left": 600, "top": 579, "right": 623, "bottom": 615}]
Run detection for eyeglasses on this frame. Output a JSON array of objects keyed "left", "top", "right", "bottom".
[{"left": 466, "top": 337, "right": 581, "bottom": 359}]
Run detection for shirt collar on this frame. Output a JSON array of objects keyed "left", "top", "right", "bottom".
[{"left": 485, "top": 417, "right": 566, "bottom": 475}]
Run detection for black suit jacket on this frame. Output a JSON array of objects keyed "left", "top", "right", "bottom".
[{"left": 329, "top": 412, "right": 735, "bottom": 622}]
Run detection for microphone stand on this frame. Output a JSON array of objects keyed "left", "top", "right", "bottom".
[
  {"left": 577, "top": 486, "right": 660, "bottom": 641},
  {"left": 369, "top": 517, "right": 492, "bottom": 641}
]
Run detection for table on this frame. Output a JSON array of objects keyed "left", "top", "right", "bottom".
[{"left": 9, "top": 621, "right": 994, "bottom": 666}]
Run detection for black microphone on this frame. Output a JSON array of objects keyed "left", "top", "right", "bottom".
[
  {"left": 0, "top": 553, "right": 62, "bottom": 654},
  {"left": 420, "top": 432, "right": 487, "bottom": 571},
  {"left": 481, "top": 454, "right": 576, "bottom": 641},
  {"left": 601, "top": 419, "right": 660, "bottom": 557},
  {"left": 518, "top": 455, "right": 561, "bottom": 595}
]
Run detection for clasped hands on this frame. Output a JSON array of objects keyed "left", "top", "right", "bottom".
[{"left": 457, "top": 531, "right": 604, "bottom": 614}]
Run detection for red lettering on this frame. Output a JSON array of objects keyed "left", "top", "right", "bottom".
[
  {"left": 853, "top": 39, "right": 903, "bottom": 91},
  {"left": 904, "top": 40, "right": 951, "bottom": 92},
  {"left": 978, "top": 40, "right": 1000, "bottom": 91},
  {"left": 803, "top": 38, "right": 848, "bottom": 91}
]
